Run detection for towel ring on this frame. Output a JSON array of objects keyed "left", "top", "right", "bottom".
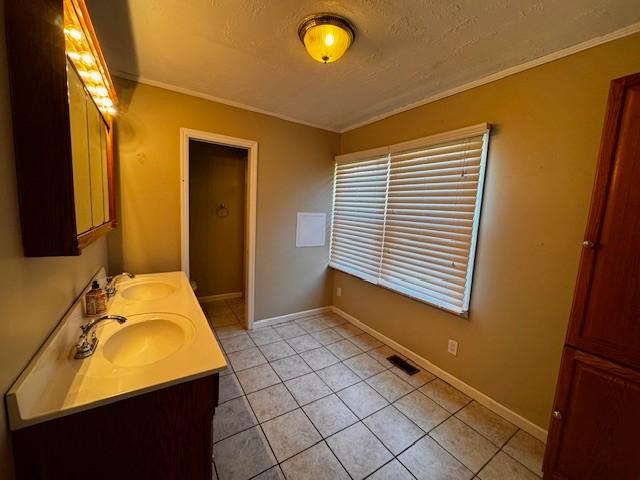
[{"left": 216, "top": 203, "right": 229, "bottom": 218}]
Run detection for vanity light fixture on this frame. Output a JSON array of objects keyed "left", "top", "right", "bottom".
[
  {"left": 63, "top": 0, "right": 117, "bottom": 116},
  {"left": 298, "top": 13, "right": 355, "bottom": 64}
]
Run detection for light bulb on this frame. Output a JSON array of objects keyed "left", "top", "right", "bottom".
[
  {"left": 81, "top": 53, "right": 95, "bottom": 66},
  {"left": 95, "top": 97, "right": 113, "bottom": 107},
  {"left": 324, "top": 33, "right": 334, "bottom": 46},
  {"left": 67, "top": 51, "right": 81, "bottom": 61},
  {"left": 95, "top": 86, "right": 108, "bottom": 97},
  {"left": 106, "top": 106, "right": 117, "bottom": 115},
  {"left": 64, "top": 27, "right": 82, "bottom": 41},
  {"left": 89, "top": 71, "right": 102, "bottom": 83}
]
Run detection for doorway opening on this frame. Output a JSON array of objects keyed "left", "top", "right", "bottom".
[{"left": 180, "top": 129, "right": 257, "bottom": 329}]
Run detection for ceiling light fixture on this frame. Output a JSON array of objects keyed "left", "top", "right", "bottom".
[{"left": 298, "top": 13, "right": 355, "bottom": 64}]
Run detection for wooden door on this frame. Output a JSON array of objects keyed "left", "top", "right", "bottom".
[
  {"left": 566, "top": 73, "right": 640, "bottom": 369},
  {"left": 543, "top": 348, "right": 640, "bottom": 479}
]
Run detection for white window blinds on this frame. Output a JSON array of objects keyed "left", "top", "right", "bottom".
[
  {"left": 331, "top": 153, "right": 388, "bottom": 283},
  {"left": 329, "top": 124, "right": 490, "bottom": 316}
]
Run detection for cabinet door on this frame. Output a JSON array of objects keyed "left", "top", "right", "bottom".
[
  {"left": 68, "top": 62, "right": 92, "bottom": 234},
  {"left": 544, "top": 348, "right": 640, "bottom": 479},
  {"left": 87, "top": 97, "right": 105, "bottom": 227},
  {"left": 100, "top": 122, "right": 111, "bottom": 222},
  {"left": 566, "top": 74, "right": 640, "bottom": 369}
]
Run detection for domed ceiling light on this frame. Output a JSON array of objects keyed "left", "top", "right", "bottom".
[{"left": 298, "top": 13, "right": 355, "bottom": 64}]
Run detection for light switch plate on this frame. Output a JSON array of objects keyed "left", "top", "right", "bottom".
[{"left": 448, "top": 339, "right": 458, "bottom": 356}]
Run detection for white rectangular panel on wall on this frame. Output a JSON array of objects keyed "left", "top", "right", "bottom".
[{"left": 296, "top": 212, "right": 327, "bottom": 247}]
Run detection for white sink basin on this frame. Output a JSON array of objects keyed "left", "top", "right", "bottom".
[
  {"left": 120, "top": 281, "right": 176, "bottom": 301},
  {"left": 5, "top": 271, "right": 227, "bottom": 431},
  {"left": 102, "top": 313, "right": 194, "bottom": 367}
]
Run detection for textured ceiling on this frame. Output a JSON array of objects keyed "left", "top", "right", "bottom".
[{"left": 86, "top": 0, "right": 640, "bottom": 132}]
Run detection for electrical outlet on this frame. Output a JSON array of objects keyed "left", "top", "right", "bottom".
[
  {"left": 448, "top": 339, "right": 458, "bottom": 356},
  {"left": 336, "top": 287, "right": 342, "bottom": 297}
]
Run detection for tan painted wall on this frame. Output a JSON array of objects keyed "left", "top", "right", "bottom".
[
  {"left": 334, "top": 33, "right": 640, "bottom": 430},
  {"left": 189, "top": 142, "right": 246, "bottom": 297},
  {"left": 109, "top": 79, "right": 339, "bottom": 319},
  {"left": 0, "top": 4, "right": 109, "bottom": 476}
]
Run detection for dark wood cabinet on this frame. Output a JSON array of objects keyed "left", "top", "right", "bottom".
[
  {"left": 544, "top": 72, "right": 640, "bottom": 478},
  {"left": 544, "top": 349, "right": 640, "bottom": 479},
  {"left": 12, "top": 374, "right": 219, "bottom": 480},
  {"left": 565, "top": 73, "right": 640, "bottom": 370},
  {"left": 5, "top": 0, "right": 117, "bottom": 256}
]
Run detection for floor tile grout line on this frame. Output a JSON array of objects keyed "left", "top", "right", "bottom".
[
  {"left": 340, "top": 374, "right": 462, "bottom": 473},
  {"left": 279, "top": 439, "right": 353, "bottom": 480},
  {"left": 231, "top": 359, "right": 332, "bottom": 398},
  {"left": 281, "top": 382, "right": 518, "bottom": 477},
  {"left": 362, "top": 457, "right": 418, "bottom": 480},
  {"left": 222, "top": 322, "right": 441, "bottom": 409},
  {"left": 472, "top": 436, "right": 511, "bottom": 478},
  {"left": 280, "top": 369, "right": 335, "bottom": 408},
  {"left": 395, "top": 453, "right": 423, "bottom": 480},
  {"left": 218, "top": 367, "right": 394, "bottom": 475},
  {"left": 212, "top": 457, "right": 220, "bottom": 480},
  {"left": 219, "top": 360, "right": 282, "bottom": 479},
  {"left": 414, "top": 393, "right": 534, "bottom": 470},
  {"left": 426, "top": 420, "right": 482, "bottom": 475},
  {"left": 329, "top": 376, "right": 429, "bottom": 465},
  {"left": 214, "top": 314, "right": 544, "bottom": 479},
  {"left": 247, "top": 356, "right": 343, "bottom": 474},
  {"left": 246, "top": 464, "right": 283, "bottom": 480},
  {"left": 451, "top": 402, "right": 520, "bottom": 450},
  {"left": 258, "top": 348, "right": 298, "bottom": 363},
  {"left": 322, "top": 391, "right": 394, "bottom": 479},
  {"left": 346, "top": 380, "right": 500, "bottom": 475},
  {"left": 273, "top": 352, "right": 316, "bottom": 384},
  {"left": 226, "top": 352, "right": 417, "bottom": 410},
  {"left": 317, "top": 375, "right": 403, "bottom": 471},
  {"left": 216, "top": 320, "right": 369, "bottom": 352},
  {"left": 322, "top": 432, "right": 357, "bottom": 480},
  {"left": 497, "top": 431, "right": 544, "bottom": 478},
  {"left": 291, "top": 391, "right": 356, "bottom": 478},
  {"left": 408, "top": 394, "right": 488, "bottom": 477},
  {"left": 220, "top": 382, "right": 469, "bottom": 475}
]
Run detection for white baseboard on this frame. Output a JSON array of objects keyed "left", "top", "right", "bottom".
[
  {"left": 243, "top": 301, "right": 548, "bottom": 441},
  {"left": 198, "top": 291, "right": 243, "bottom": 302},
  {"left": 331, "top": 306, "right": 548, "bottom": 443},
  {"left": 254, "top": 306, "right": 332, "bottom": 328}
]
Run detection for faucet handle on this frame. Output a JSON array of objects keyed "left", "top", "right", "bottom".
[
  {"left": 74, "top": 314, "right": 126, "bottom": 360},
  {"left": 105, "top": 273, "right": 135, "bottom": 298},
  {"left": 74, "top": 335, "right": 98, "bottom": 359}
]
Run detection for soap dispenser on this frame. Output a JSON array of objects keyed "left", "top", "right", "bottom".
[{"left": 85, "top": 280, "right": 107, "bottom": 316}]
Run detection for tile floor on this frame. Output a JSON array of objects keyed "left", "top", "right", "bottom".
[{"left": 203, "top": 299, "right": 545, "bottom": 480}]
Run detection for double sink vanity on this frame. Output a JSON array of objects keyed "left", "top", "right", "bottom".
[
  {"left": 6, "top": 271, "right": 227, "bottom": 479},
  {"left": 5, "top": 3, "right": 227, "bottom": 478}
]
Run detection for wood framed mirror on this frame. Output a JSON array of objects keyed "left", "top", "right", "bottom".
[{"left": 5, "top": 0, "right": 117, "bottom": 256}]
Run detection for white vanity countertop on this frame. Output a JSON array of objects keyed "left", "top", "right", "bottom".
[{"left": 6, "top": 271, "right": 227, "bottom": 430}]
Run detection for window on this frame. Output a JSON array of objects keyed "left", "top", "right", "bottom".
[{"left": 330, "top": 124, "right": 490, "bottom": 316}]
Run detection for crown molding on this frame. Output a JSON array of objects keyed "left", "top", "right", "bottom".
[
  {"left": 112, "top": 21, "right": 640, "bottom": 135},
  {"left": 112, "top": 71, "right": 340, "bottom": 133},
  {"left": 339, "top": 21, "right": 640, "bottom": 132}
]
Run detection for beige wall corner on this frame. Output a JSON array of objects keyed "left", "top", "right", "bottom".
[
  {"left": 334, "top": 33, "right": 640, "bottom": 430},
  {"left": 110, "top": 79, "right": 339, "bottom": 319}
]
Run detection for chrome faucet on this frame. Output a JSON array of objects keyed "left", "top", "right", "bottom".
[
  {"left": 105, "top": 272, "right": 135, "bottom": 298},
  {"left": 74, "top": 314, "right": 127, "bottom": 359}
]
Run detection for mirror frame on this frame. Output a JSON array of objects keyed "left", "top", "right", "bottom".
[{"left": 5, "top": 0, "right": 118, "bottom": 256}]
